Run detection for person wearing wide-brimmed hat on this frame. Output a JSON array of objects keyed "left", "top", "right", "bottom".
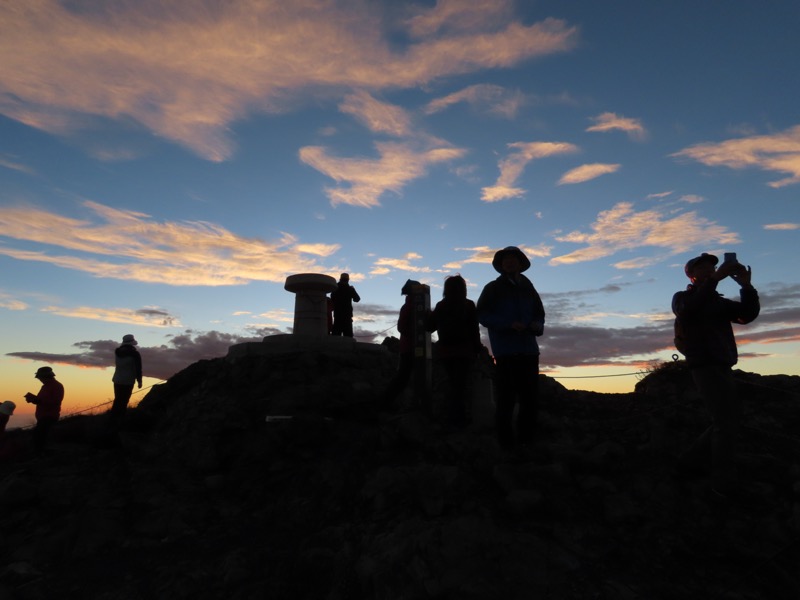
[
  {"left": 672, "top": 252, "right": 760, "bottom": 499},
  {"left": 24, "top": 366, "right": 64, "bottom": 455},
  {"left": 477, "top": 246, "right": 545, "bottom": 450},
  {"left": 110, "top": 334, "right": 143, "bottom": 428}
]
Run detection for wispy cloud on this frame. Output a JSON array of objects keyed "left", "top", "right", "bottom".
[
  {"left": 424, "top": 84, "right": 527, "bottom": 118},
  {"left": 0, "top": 292, "right": 28, "bottom": 311},
  {"left": 0, "top": 155, "right": 36, "bottom": 176},
  {"left": 370, "top": 252, "right": 432, "bottom": 276},
  {"left": 557, "top": 163, "right": 620, "bottom": 185},
  {"left": 41, "top": 305, "right": 181, "bottom": 327},
  {"left": 339, "top": 91, "right": 414, "bottom": 137},
  {"left": 482, "top": 141, "right": 579, "bottom": 202},
  {"left": 300, "top": 141, "right": 466, "bottom": 208},
  {"left": 0, "top": 200, "right": 336, "bottom": 285},
  {"left": 0, "top": 1, "right": 576, "bottom": 161},
  {"left": 550, "top": 201, "right": 739, "bottom": 265},
  {"left": 586, "top": 112, "right": 647, "bottom": 141},
  {"left": 764, "top": 223, "right": 799, "bottom": 231},
  {"left": 672, "top": 125, "right": 800, "bottom": 188}
]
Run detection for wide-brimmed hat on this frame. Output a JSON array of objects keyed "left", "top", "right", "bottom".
[
  {"left": 684, "top": 253, "right": 718, "bottom": 277},
  {"left": 492, "top": 246, "right": 531, "bottom": 273},
  {"left": 35, "top": 366, "right": 55, "bottom": 379},
  {"left": 122, "top": 334, "right": 138, "bottom": 346},
  {"left": 0, "top": 401, "right": 15, "bottom": 416}
]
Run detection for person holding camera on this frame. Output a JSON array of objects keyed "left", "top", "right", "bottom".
[
  {"left": 672, "top": 252, "right": 760, "bottom": 499},
  {"left": 25, "top": 366, "right": 64, "bottom": 455}
]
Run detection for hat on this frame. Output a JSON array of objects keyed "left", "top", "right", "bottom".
[
  {"left": 122, "top": 334, "right": 138, "bottom": 346},
  {"left": 0, "top": 401, "right": 15, "bottom": 416},
  {"left": 401, "top": 279, "right": 420, "bottom": 295},
  {"left": 684, "top": 253, "right": 718, "bottom": 277},
  {"left": 491, "top": 246, "right": 531, "bottom": 273},
  {"left": 35, "top": 366, "right": 55, "bottom": 379}
]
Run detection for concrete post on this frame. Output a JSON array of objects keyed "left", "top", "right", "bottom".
[{"left": 284, "top": 273, "right": 338, "bottom": 337}]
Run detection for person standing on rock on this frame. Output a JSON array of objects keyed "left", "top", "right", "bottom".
[
  {"left": 672, "top": 252, "right": 760, "bottom": 498},
  {"left": 110, "top": 334, "right": 143, "bottom": 429},
  {"left": 330, "top": 273, "right": 361, "bottom": 337},
  {"left": 477, "top": 246, "right": 545, "bottom": 450},
  {"left": 24, "top": 366, "right": 64, "bottom": 455},
  {"left": 383, "top": 280, "right": 418, "bottom": 408},
  {"left": 428, "top": 274, "right": 482, "bottom": 427}
]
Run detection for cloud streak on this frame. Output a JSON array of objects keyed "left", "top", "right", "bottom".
[
  {"left": 482, "top": 141, "right": 579, "bottom": 202},
  {"left": 550, "top": 202, "right": 740, "bottom": 265},
  {"left": 587, "top": 112, "right": 647, "bottom": 141},
  {"left": 0, "top": 200, "right": 338, "bottom": 285},
  {"left": 0, "top": 1, "right": 577, "bottom": 161},
  {"left": 672, "top": 125, "right": 800, "bottom": 188},
  {"left": 558, "top": 163, "right": 620, "bottom": 185}
]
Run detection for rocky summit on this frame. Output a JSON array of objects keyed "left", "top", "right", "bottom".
[{"left": 1, "top": 340, "right": 800, "bottom": 600}]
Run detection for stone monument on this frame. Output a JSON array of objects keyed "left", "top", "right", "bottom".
[{"left": 284, "top": 273, "right": 338, "bottom": 336}]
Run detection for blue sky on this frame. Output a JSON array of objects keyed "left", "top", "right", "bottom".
[{"left": 2, "top": 0, "right": 799, "bottom": 427}]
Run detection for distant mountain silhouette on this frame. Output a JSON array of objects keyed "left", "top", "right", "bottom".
[{"left": 1, "top": 341, "right": 799, "bottom": 599}]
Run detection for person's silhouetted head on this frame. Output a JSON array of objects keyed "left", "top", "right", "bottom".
[
  {"left": 492, "top": 246, "right": 530, "bottom": 275},
  {"left": 684, "top": 253, "right": 718, "bottom": 284},
  {"left": 0, "top": 401, "right": 15, "bottom": 416},
  {"left": 401, "top": 279, "right": 420, "bottom": 295},
  {"left": 34, "top": 366, "right": 55, "bottom": 380},
  {"left": 443, "top": 274, "right": 467, "bottom": 300},
  {"left": 339, "top": 273, "right": 350, "bottom": 283}
]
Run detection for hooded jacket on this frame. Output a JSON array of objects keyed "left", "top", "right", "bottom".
[
  {"left": 672, "top": 280, "right": 760, "bottom": 367},
  {"left": 113, "top": 344, "right": 143, "bottom": 386},
  {"left": 477, "top": 274, "right": 545, "bottom": 357}
]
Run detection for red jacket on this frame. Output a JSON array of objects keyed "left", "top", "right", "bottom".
[{"left": 32, "top": 378, "right": 64, "bottom": 420}]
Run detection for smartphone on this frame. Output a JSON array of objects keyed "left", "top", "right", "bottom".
[{"left": 724, "top": 252, "right": 737, "bottom": 264}]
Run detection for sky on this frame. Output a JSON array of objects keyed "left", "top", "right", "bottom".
[{"left": 2, "top": 0, "right": 799, "bottom": 429}]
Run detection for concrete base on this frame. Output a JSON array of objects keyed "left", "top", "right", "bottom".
[{"left": 226, "top": 334, "right": 390, "bottom": 360}]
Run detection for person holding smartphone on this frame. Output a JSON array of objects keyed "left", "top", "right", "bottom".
[{"left": 672, "top": 252, "right": 760, "bottom": 500}]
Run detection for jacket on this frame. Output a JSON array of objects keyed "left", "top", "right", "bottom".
[
  {"left": 672, "top": 280, "right": 760, "bottom": 367},
  {"left": 477, "top": 274, "right": 545, "bottom": 357},
  {"left": 428, "top": 298, "right": 481, "bottom": 359},
  {"left": 31, "top": 378, "right": 64, "bottom": 420},
  {"left": 331, "top": 283, "right": 360, "bottom": 317},
  {"left": 113, "top": 344, "right": 143, "bottom": 386}
]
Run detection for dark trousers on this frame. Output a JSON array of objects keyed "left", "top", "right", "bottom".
[
  {"left": 331, "top": 316, "right": 354, "bottom": 337},
  {"left": 494, "top": 354, "right": 539, "bottom": 448},
  {"left": 441, "top": 357, "right": 473, "bottom": 426},
  {"left": 110, "top": 384, "right": 134, "bottom": 427},
  {"left": 682, "top": 365, "right": 740, "bottom": 490},
  {"left": 33, "top": 417, "right": 58, "bottom": 454},
  {"left": 385, "top": 353, "right": 413, "bottom": 404}
]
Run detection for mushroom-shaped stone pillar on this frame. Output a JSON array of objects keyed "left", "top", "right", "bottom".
[{"left": 284, "top": 273, "right": 338, "bottom": 336}]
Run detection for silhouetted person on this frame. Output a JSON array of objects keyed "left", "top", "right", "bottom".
[
  {"left": 330, "top": 273, "right": 361, "bottom": 337},
  {"left": 477, "top": 247, "right": 545, "bottom": 450},
  {"left": 0, "top": 401, "right": 17, "bottom": 461},
  {"left": 24, "top": 366, "right": 64, "bottom": 455},
  {"left": 673, "top": 253, "right": 759, "bottom": 498},
  {"left": 0, "top": 401, "right": 15, "bottom": 438},
  {"left": 428, "top": 275, "right": 481, "bottom": 427},
  {"left": 110, "top": 334, "right": 143, "bottom": 429},
  {"left": 383, "top": 280, "right": 418, "bottom": 407}
]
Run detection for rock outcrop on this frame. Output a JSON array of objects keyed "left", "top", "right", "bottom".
[{"left": 1, "top": 343, "right": 800, "bottom": 599}]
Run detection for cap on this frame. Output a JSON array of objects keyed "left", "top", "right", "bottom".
[
  {"left": 491, "top": 246, "right": 531, "bottom": 273},
  {"left": 684, "top": 253, "right": 718, "bottom": 277}
]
